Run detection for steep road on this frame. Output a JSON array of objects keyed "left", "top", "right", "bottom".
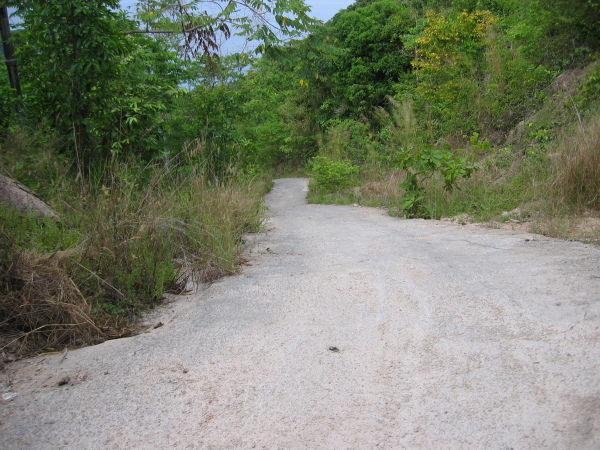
[{"left": 2, "top": 178, "right": 600, "bottom": 448}]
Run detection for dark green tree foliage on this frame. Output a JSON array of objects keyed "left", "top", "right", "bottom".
[
  {"left": 537, "top": 0, "right": 600, "bottom": 54},
  {"left": 100, "top": 34, "right": 190, "bottom": 159},
  {"left": 324, "top": 0, "right": 413, "bottom": 117},
  {"left": 233, "top": 36, "right": 342, "bottom": 164},
  {"left": 16, "top": 0, "right": 129, "bottom": 172},
  {"left": 0, "top": 57, "right": 16, "bottom": 131},
  {"left": 498, "top": 0, "right": 600, "bottom": 67},
  {"left": 234, "top": 58, "right": 299, "bottom": 165},
  {"left": 6, "top": 0, "right": 318, "bottom": 174},
  {"left": 274, "top": 36, "right": 340, "bottom": 158}
]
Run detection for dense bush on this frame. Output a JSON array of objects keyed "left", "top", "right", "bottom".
[
  {"left": 0, "top": 129, "right": 267, "bottom": 357},
  {"left": 308, "top": 156, "right": 359, "bottom": 192}
]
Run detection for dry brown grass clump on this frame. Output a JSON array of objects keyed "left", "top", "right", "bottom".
[
  {"left": 553, "top": 114, "right": 600, "bottom": 208},
  {"left": 0, "top": 250, "right": 111, "bottom": 359}
]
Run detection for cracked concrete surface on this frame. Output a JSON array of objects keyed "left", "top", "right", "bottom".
[{"left": 2, "top": 177, "right": 600, "bottom": 449}]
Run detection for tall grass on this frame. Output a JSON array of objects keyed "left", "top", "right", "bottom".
[
  {"left": 422, "top": 155, "right": 550, "bottom": 221},
  {"left": 71, "top": 159, "right": 265, "bottom": 316},
  {"left": 552, "top": 114, "right": 600, "bottom": 209},
  {"left": 1, "top": 129, "right": 267, "bottom": 357}
]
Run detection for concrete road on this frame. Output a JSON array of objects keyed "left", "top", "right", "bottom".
[{"left": 2, "top": 178, "right": 600, "bottom": 449}]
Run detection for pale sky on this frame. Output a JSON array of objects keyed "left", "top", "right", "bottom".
[
  {"left": 120, "top": 1, "right": 355, "bottom": 23},
  {"left": 119, "top": 0, "right": 356, "bottom": 54},
  {"left": 304, "top": 0, "right": 356, "bottom": 22}
]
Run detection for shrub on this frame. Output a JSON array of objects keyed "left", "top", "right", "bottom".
[
  {"left": 1, "top": 134, "right": 267, "bottom": 357},
  {"left": 394, "top": 144, "right": 479, "bottom": 218},
  {"left": 308, "top": 156, "right": 359, "bottom": 192}
]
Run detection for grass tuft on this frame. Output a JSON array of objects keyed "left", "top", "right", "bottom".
[
  {"left": 552, "top": 114, "right": 600, "bottom": 209},
  {"left": 1, "top": 131, "right": 267, "bottom": 358}
]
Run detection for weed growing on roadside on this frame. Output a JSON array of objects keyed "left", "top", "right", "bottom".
[
  {"left": 1, "top": 131, "right": 267, "bottom": 357},
  {"left": 307, "top": 156, "right": 359, "bottom": 193},
  {"left": 394, "top": 144, "right": 479, "bottom": 218},
  {"left": 552, "top": 114, "right": 600, "bottom": 209}
]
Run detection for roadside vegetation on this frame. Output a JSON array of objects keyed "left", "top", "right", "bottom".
[
  {"left": 1, "top": 0, "right": 599, "bottom": 358},
  {"left": 294, "top": 1, "right": 600, "bottom": 239}
]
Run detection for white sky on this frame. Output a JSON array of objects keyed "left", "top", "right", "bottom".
[
  {"left": 120, "top": 1, "right": 355, "bottom": 23},
  {"left": 119, "top": 0, "right": 356, "bottom": 54},
  {"left": 304, "top": 0, "right": 356, "bottom": 22}
]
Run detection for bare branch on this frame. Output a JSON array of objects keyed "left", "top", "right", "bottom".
[
  {"left": 123, "top": 29, "right": 177, "bottom": 34},
  {"left": 123, "top": 22, "right": 215, "bottom": 35}
]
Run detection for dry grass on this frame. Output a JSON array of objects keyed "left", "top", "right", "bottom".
[
  {"left": 357, "top": 168, "right": 404, "bottom": 204},
  {"left": 1, "top": 143, "right": 267, "bottom": 359},
  {"left": 553, "top": 114, "right": 600, "bottom": 208},
  {"left": 0, "top": 250, "right": 109, "bottom": 358}
]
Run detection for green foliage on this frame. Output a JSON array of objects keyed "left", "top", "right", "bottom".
[
  {"left": 132, "top": 0, "right": 318, "bottom": 59},
  {"left": 0, "top": 123, "right": 266, "bottom": 320},
  {"left": 0, "top": 127, "right": 71, "bottom": 198},
  {"left": 325, "top": 0, "right": 414, "bottom": 116},
  {"left": 318, "top": 119, "right": 373, "bottom": 164},
  {"left": 15, "top": 0, "right": 129, "bottom": 171},
  {"left": 394, "top": 145, "right": 479, "bottom": 218},
  {"left": 509, "top": 0, "right": 600, "bottom": 66},
  {"left": 413, "top": 10, "right": 497, "bottom": 134},
  {"left": 3, "top": 0, "right": 600, "bottom": 341},
  {"left": 0, "top": 205, "right": 80, "bottom": 259},
  {"left": 70, "top": 161, "right": 267, "bottom": 314},
  {"left": 576, "top": 62, "right": 600, "bottom": 114},
  {"left": 9, "top": 0, "right": 318, "bottom": 174},
  {"left": 466, "top": 132, "right": 491, "bottom": 153},
  {"left": 233, "top": 63, "right": 291, "bottom": 166},
  {"left": 422, "top": 155, "right": 547, "bottom": 221},
  {"left": 308, "top": 156, "right": 358, "bottom": 192},
  {"left": 0, "top": 80, "right": 17, "bottom": 132},
  {"left": 480, "top": 34, "right": 551, "bottom": 130},
  {"left": 100, "top": 35, "right": 190, "bottom": 159}
]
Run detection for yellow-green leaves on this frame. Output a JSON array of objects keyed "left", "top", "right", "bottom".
[{"left": 413, "top": 10, "right": 497, "bottom": 127}]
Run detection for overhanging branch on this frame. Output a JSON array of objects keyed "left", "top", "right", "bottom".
[{"left": 123, "top": 23, "right": 207, "bottom": 35}]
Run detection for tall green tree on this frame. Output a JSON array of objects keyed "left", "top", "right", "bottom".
[
  {"left": 10, "top": 0, "right": 317, "bottom": 174},
  {"left": 323, "top": 0, "right": 414, "bottom": 117},
  {"left": 16, "top": 0, "right": 129, "bottom": 173}
]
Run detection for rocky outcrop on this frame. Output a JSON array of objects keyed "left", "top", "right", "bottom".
[{"left": 0, "top": 174, "right": 58, "bottom": 219}]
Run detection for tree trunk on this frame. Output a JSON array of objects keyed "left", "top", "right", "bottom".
[{"left": 0, "top": 7, "right": 21, "bottom": 95}]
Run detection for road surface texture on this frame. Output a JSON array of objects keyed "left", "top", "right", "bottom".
[{"left": 2, "top": 178, "right": 600, "bottom": 449}]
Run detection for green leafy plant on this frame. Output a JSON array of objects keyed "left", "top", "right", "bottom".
[
  {"left": 412, "top": 10, "right": 497, "bottom": 134},
  {"left": 576, "top": 62, "right": 600, "bottom": 113},
  {"left": 395, "top": 145, "right": 479, "bottom": 218},
  {"left": 16, "top": 0, "right": 129, "bottom": 173},
  {"left": 468, "top": 132, "right": 491, "bottom": 152},
  {"left": 308, "top": 155, "right": 358, "bottom": 192}
]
